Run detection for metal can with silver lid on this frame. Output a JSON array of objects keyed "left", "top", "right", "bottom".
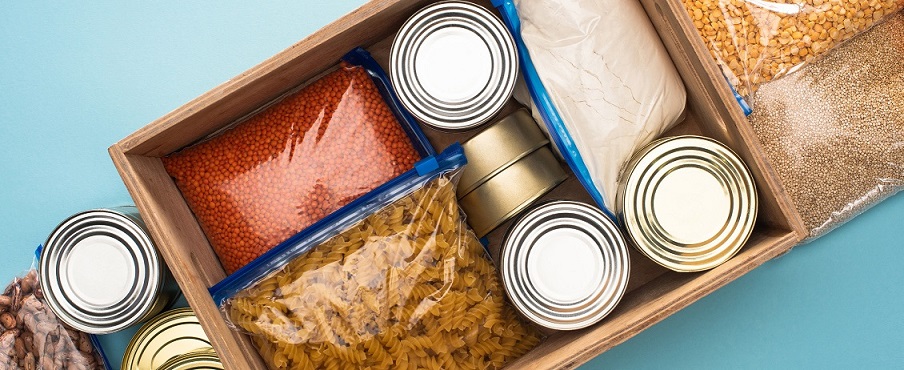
[
  {"left": 501, "top": 201, "right": 630, "bottom": 331},
  {"left": 617, "top": 135, "right": 758, "bottom": 272},
  {"left": 39, "top": 206, "right": 179, "bottom": 334},
  {"left": 390, "top": 0, "right": 518, "bottom": 130},
  {"left": 122, "top": 307, "right": 217, "bottom": 370}
]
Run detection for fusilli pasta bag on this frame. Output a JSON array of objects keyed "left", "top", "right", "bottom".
[{"left": 215, "top": 145, "right": 543, "bottom": 370}]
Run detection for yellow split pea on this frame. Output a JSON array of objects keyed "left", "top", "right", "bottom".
[{"left": 683, "top": 0, "right": 904, "bottom": 96}]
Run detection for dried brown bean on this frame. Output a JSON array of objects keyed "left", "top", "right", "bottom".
[
  {"left": 77, "top": 333, "right": 92, "bottom": 354},
  {"left": 41, "top": 355, "right": 54, "bottom": 370},
  {"left": 20, "top": 271, "right": 36, "bottom": 295},
  {"left": 0, "top": 313, "right": 16, "bottom": 329},
  {"left": 21, "top": 332, "right": 33, "bottom": 354},
  {"left": 9, "top": 286, "right": 21, "bottom": 311},
  {"left": 1, "top": 272, "right": 103, "bottom": 370},
  {"left": 0, "top": 329, "right": 17, "bottom": 349},
  {"left": 24, "top": 353, "right": 35, "bottom": 370},
  {"left": 14, "top": 338, "right": 25, "bottom": 361}
]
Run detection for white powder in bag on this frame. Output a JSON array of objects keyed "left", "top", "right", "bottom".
[{"left": 514, "top": 0, "right": 687, "bottom": 210}]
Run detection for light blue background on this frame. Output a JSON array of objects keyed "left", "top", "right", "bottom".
[{"left": 1, "top": 2, "right": 901, "bottom": 369}]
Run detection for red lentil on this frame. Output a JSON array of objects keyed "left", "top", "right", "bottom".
[{"left": 162, "top": 64, "right": 421, "bottom": 274}]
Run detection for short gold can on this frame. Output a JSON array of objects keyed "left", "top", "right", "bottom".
[
  {"left": 459, "top": 146, "right": 567, "bottom": 237},
  {"left": 457, "top": 108, "right": 550, "bottom": 196}
]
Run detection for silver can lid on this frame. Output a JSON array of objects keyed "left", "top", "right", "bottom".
[
  {"left": 390, "top": 1, "right": 518, "bottom": 130},
  {"left": 501, "top": 201, "right": 630, "bottom": 331},
  {"left": 617, "top": 135, "right": 758, "bottom": 272},
  {"left": 40, "top": 208, "right": 165, "bottom": 334}
]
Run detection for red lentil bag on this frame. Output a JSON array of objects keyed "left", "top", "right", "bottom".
[{"left": 163, "top": 49, "right": 431, "bottom": 274}]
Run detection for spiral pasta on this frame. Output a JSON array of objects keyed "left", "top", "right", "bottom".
[{"left": 226, "top": 176, "right": 542, "bottom": 369}]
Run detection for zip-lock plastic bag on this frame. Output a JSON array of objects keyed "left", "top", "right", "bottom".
[
  {"left": 0, "top": 253, "right": 111, "bottom": 370},
  {"left": 747, "top": 12, "right": 904, "bottom": 239},
  {"left": 210, "top": 145, "right": 542, "bottom": 370},
  {"left": 681, "top": 0, "right": 904, "bottom": 97},
  {"left": 493, "top": 0, "right": 687, "bottom": 217},
  {"left": 163, "top": 48, "right": 434, "bottom": 274}
]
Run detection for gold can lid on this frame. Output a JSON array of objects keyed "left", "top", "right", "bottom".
[
  {"left": 617, "top": 135, "right": 758, "bottom": 272},
  {"left": 459, "top": 146, "right": 567, "bottom": 237},
  {"left": 158, "top": 348, "right": 223, "bottom": 370},
  {"left": 122, "top": 307, "right": 215, "bottom": 370},
  {"left": 458, "top": 108, "right": 549, "bottom": 196}
]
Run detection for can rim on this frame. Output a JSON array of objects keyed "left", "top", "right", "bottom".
[
  {"left": 617, "top": 135, "right": 758, "bottom": 272},
  {"left": 390, "top": 0, "right": 518, "bottom": 130},
  {"left": 501, "top": 200, "right": 630, "bottom": 330},
  {"left": 157, "top": 347, "right": 223, "bottom": 370},
  {"left": 39, "top": 208, "right": 165, "bottom": 334}
]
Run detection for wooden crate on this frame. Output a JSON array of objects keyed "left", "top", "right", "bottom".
[{"left": 109, "top": 0, "right": 807, "bottom": 368}]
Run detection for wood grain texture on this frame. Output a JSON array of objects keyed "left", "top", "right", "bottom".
[
  {"left": 107, "top": 0, "right": 807, "bottom": 369},
  {"left": 108, "top": 145, "right": 268, "bottom": 370}
]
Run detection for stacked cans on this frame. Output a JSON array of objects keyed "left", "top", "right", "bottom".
[
  {"left": 391, "top": 1, "right": 517, "bottom": 130},
  {"left": 40, "top": 207, "right": 179, "bottom": 334},
  {"left": 457, "top": 109, "right": 567, "bottom": 237}
]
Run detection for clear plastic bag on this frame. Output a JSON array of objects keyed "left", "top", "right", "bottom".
[
  {"left": 210, "top": 145, "right": 543, "bottom": 370},
  {"left": 682, "top": 0, "right": 904, "bottom": 97},
  {"left": 494, "top": 0, "right": 687, "bottom": 215},
  {"left": 163, "top": 48, "right": 433, "bottom": 274},
  {"left": 0, "top": 268, "right": 108, "bottom": 370},
  {"left": 747, "top": 12, "right": 904, "bottom": 239}
]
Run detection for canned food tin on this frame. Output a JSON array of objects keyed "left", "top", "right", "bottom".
[
  {"left": 158, "top": 348, "right": 223, "bottom": 370},
  {"left": 501, "top": 201, "right": 630, "bottom": 331},
  {"left": 457, "top": 108, "right": 550, "bottom": 196},
  {"left": 459, "top": 146, "right": 567, "bottom": 237},
  {"left": 390, "top": 1, "right": 518, "bottom": 130},
  {"left": 40, "top": 206, "right": 179, "bottom": 334},
  {"left": 122, "top": 308, "right": 216, "bottom": 370},
  {"left": 617, "top": 135, "right": 758, "bottom": 272}
]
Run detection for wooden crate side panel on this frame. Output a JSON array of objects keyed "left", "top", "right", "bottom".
[{"left": 109, "top": 145, "right": 268, "bottom": 370}]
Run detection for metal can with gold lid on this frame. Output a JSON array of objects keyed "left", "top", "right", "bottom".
[
  {"left": 459, "top": 146, "right": 567, "bottom": 237},
  {"left": 617, "top": 135, "right": 758, "bottom": 272},
  {"left": 39, "top": 206, "right": 179, "bottom": 334},
  {"left": 122, "top": 307, "right": 217, "bottom": 370},
  {"left": 390, "top": 1, "right": 518, "bottom": 130},
  {"left": 500, "top": 200, "right": 630, "bottom": 331},
  {"left": 457, "top": 108, "right": 550, "bottom": 196}
]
